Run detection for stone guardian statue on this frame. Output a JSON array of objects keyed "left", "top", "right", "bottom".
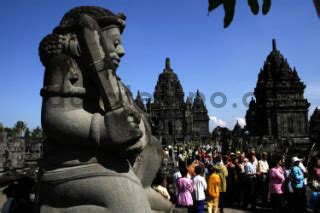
[{"left": 37, "top": 6, "right": 173, "bottom": 213}]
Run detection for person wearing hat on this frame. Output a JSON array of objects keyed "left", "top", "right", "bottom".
[{"left": 290, "top": 156, "right": 306, "bottom": 213}]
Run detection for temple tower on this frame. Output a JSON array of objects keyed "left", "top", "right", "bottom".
[
  {"left": 246, "top": 39, "right": 310, "bottom": 153},
  {"left": 185, "top": 97, "right": 193, "bottom": 135},
  {"left": 151, "top": 58, "right": 210, "bottom": 144},
  {"left": 151, "top": 58, "right": 186, "bottom": 144},
  {"left": 192, "top": 90, "right": 210, "bottom": 139},
  {"left": 309, "top": 107, "right": 320, "bottom": 150},
  {"left": 134, "top": 90, "right": 146, "bottom": 112}
]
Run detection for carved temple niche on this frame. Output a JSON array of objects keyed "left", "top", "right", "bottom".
[{"left": 176, "top": 120, "right": 182, "bottom": 135}]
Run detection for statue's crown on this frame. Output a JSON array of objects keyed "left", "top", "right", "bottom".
[{"left": 54, "top": 6, "right": 126, "bottom": 34}]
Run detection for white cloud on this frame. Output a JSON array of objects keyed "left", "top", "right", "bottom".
[
  {"left": 209, "top": 116, "right": 227, "bottom": 131},
  {"left": 235, "top": 117, "right": 246, "bottom": 127}
]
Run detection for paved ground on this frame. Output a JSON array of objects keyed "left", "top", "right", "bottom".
[
  {"left": 174, "top": 208, "right": 270, "bottom": 213},
  {"left": 173, "top": 203, "right": 272, "bottom": 213}
]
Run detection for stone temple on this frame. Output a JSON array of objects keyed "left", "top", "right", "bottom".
[
  {"left": 245, "top": 39, "right": 310, "bottom": 155},
  {"left": 136, "top": 58, "right": 210, "bottom": 145},
  {"left": 309, "top": 107, "right": 320, "bottom": 154}
]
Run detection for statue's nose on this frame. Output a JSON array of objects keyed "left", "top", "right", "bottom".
[{"left": 116, "top": 45, "right": 125, "bottom": 58}]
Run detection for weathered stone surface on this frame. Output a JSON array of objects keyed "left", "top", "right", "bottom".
[
  {"left": 37, "top": 6, "right": 172, "bottom": 212},
  {"left": 0, "top": 132, "right": 26, "bottom": 171}
]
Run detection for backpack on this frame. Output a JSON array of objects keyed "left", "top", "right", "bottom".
[
  {"left": 283, "top": 169, "right": 293, "bottom": 193},
  {"left": 290, "top": 167, "right": 303, "bottom": 189}
]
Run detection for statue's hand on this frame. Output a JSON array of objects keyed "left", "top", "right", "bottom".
[{"left": 103, "top": 106, "right": 143, "bottom": 149}]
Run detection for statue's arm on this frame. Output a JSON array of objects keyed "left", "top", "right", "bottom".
[
  {"left": 41, "top": 55, "right": 100, "bottom": 148},
  {"left": 41, "top": 55, "right": 142, "bottom": 150}
]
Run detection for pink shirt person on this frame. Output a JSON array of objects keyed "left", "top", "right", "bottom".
[
  {"left": 269, "top": 166, "right": 285, "bottom": 194},
  {"left": 176, "top": 177, "right": 194, "bottom": 206}
]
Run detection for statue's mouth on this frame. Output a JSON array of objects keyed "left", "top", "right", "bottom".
[
  {"left": 112, "top": 58, "right": 120, "bottom": 67},
  {"left": 109, "top": 52, "right": 121, "bottom": 68}
]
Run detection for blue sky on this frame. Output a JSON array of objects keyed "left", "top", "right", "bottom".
[{"left": 0, "top": 0, "right": 320, "bottom": 131}]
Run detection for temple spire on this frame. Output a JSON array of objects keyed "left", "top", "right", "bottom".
[
  {"left": 272, "top": 38, "right": 277, "bottom": 52},
  {"left": 137, "top": 90, "right": 141, "bottom": 99},
  {"left": 134, "top": 90, "right": 145, "bottom": 112},
  {"left": 165, "top": 57, "right": 171, "bottom": 70}
]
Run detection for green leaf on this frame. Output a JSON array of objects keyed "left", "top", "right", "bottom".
[
  {"left": 262, "top": 0, "right": 271, "bottom": 15},
  {"left": 314, "top": 0, "right": 320, "bottom": 17},
  {"left": 248, "top": 0, "right": 259, "bottom": 15},
  {"left": 208, "top": 0, "right": 223, "bottom": 13},
  {"left": 223, "top": 0, "right": 236, "bottom": 28}
]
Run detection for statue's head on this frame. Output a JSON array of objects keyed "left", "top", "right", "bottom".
[
  {"left": 58, "top": 6, "right": 125, "bottom": 32},
  {"left": 40, "top": 6, "right": 126, "bottom": 69}
]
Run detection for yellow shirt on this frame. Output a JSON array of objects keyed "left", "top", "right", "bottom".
[{"left": 207, "top": 173, "right": 220, "bottom": 198}]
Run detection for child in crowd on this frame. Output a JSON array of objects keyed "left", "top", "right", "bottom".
[
  {"left": 153, "top": 171, "right": 171, "bottom": 201},
  {"left": 193, "top": 166, "right": 207, "bottom": 213}
]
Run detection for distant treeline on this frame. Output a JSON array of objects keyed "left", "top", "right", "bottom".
[{"left": 0, "top": 121, "right": 45, "bottom": 141}]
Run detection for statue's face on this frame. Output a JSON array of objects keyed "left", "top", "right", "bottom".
[{"left": 101, "top": 27, "right": 125, "bottom": 69}]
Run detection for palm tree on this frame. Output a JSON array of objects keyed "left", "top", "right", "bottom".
[
  {"left": 24, "top": 128, "right": 31, "bottom": 139},
  {"left": 4, "top": 127, "right": 13, "bottom": 136},
  {"left": 314, "top": 0, "right": 320, "bottom": 17},
  {"left": 0, "top": 122, "right": 4, "bottom": 133},
  {"left": 31, "top": 126, "right": 45, "bottom": 141},
  {"left": 14, "top": 121, "right": 28, "bottom": 137}
]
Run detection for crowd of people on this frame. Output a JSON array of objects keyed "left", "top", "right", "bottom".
[
  {"left": 1, "top": 177, "right": 35, "bottom": 213},
  {"left": 1, "top": 145, "right": 320, "bottom": 213},
  {"left": 153, "top": 145, "right": 320, "bottom": 213}
]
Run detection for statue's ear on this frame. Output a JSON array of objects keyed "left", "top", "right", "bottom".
[{"left": 39, "top": 34, "right": 80, "bottom": 67}]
